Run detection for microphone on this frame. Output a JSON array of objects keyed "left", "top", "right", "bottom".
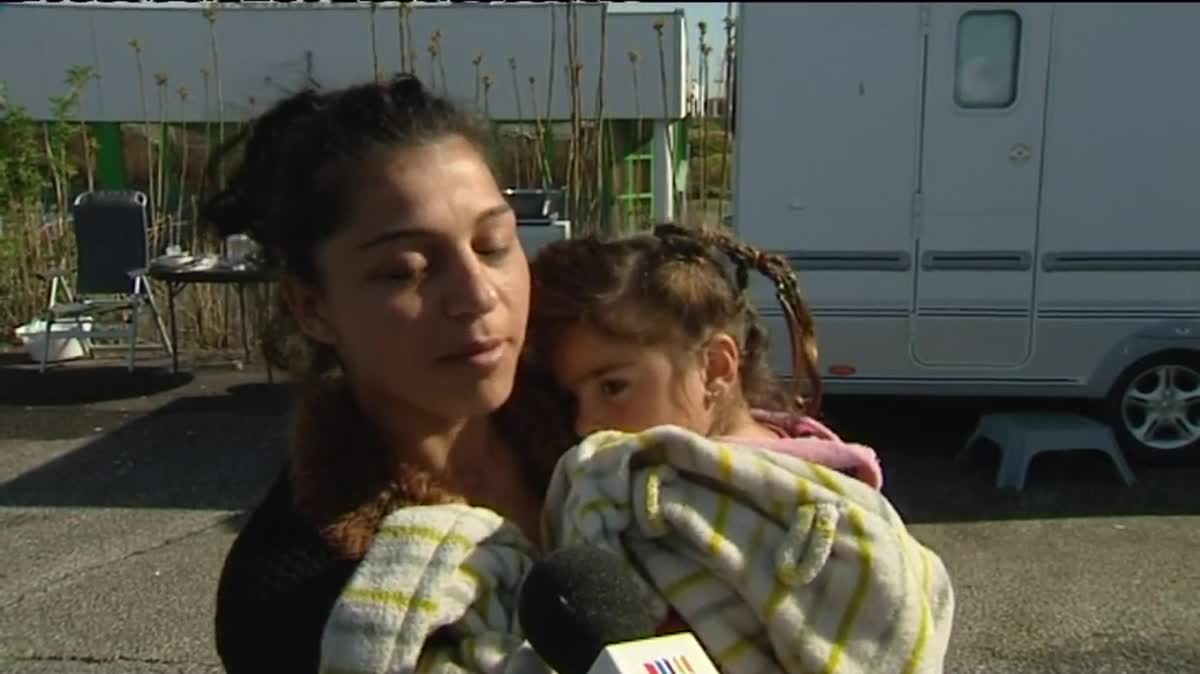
[{"left": 518, "top": 545, "right": 720, "bottom": 674}]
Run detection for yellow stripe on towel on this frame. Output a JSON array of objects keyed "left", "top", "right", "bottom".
[
  {"left": 376, "top": 524, "right": 475, "bottom": 550},
  {"left": 822, "top": 504, "right": 873, "bottom": 674},
  {"left": 706, "top": 444, "right": 735, "bottom": 557},
  {"left": 341, "top": 587, "right": 438, "bottom": 614}
]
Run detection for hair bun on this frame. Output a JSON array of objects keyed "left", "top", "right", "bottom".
[{"left": 387, "top": 73, "right": 431, "bottom": 106}]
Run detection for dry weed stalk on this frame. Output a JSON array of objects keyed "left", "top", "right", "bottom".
[
  {"left": 369, "top": 2, "right": 381, "bottom": 83},
  {"left": 129, "top": 39, "right": 156, "bottom": 221},
  {"left": 508, "top": 57, "right": 525, "bottom": 186},
  {"left": 481, "top": 74, "right": 494, "bottom": 119},
  {"left": 426, "top": 31, "right": 441, "bottom": 91},
  {"left": 473, "top": 54, "right": 484, "bottom": 110},
  {"left": 397, "top": 3, "right": 408, "bottom": 73},
  {"left": 432, "top": 29, "right": 448, "bottom": 96},
  {"left": 199, "top": 66, "right": 212, "bottom": 227},
  {"left": 176, "top": 86, "right": 191, "bottom": 222},
  {"left": 154, "top": 72, "right": 169, "bottom": 231},
  {"left": 653, "top": 19, "right": 678, "bottom": 218},
  {"left": 718, "top": 4, "right": 735, "bottom": 223},
  {"left": 698, "top": 20, "right": 710, "bottom": 215},
  {"left": 565, "top": 2, "right": 583, "bottom": 223},
  {"left": 545, "top": 4, "right": 558, "bottom": 124},
  {"left": 67, "top": 66, "right": 98, "bottom": 193},
  {"left": 528, "top": 75, "right": 551, "bottom": 188},
  {"left": 402, "top": 3, "right": 417, "bottom": 77},
  {"left": 204, "top": 3, "right": 226, "bottom": 189},
  {"left": 592, "top": 6, "right": 611, "bottom": 233}
]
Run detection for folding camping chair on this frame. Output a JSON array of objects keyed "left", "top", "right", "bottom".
[{"left": 37, "top": 190, "right": 173, "bottom": 372}]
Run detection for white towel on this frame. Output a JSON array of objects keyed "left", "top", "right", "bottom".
[{"left": 318, "top": 425, "right": 955, "bottom": 674}]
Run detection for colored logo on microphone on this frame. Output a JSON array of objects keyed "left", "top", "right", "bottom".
[{"left": 642, "top": 656, "right": 695, "bottom": 674}]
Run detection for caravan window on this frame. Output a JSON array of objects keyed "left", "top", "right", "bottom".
[{"left": 954, "top": 10, "right": 1021, "bottom": 109}]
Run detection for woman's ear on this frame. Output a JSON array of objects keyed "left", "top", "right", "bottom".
[
  {"left": 281, "top": 275, "right": 337, "bottom": 347},
  {"left": 702, "top": 332, "right": 742, "bottom": 404}
]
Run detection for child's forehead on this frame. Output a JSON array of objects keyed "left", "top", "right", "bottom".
[{"left": 554, "top": 325, "right": 669, "bottom": 377}]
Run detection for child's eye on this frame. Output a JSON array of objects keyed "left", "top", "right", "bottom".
[{"left": 599, "top": 379, "right": 629, "bottom": 397}]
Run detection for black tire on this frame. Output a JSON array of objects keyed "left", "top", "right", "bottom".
[{"left": 1104, "top": 350, "right": 1200, "bottom": 466}]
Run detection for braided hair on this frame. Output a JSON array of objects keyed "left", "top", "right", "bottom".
[{"left": 529, "top": 224, "right": 823, "bottom": 419}]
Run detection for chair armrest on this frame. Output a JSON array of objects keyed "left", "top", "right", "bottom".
[{"left": 37, "top": 267, "right": 69, "bottom": 281}]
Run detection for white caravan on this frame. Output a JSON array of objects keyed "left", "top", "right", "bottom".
[{"left": 731, "top": 2, "right": 1200, "bottom": 463}]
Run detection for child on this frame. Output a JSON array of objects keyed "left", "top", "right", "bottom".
[{"left": 528, "top": 223, "right": 883, "bottom": 490}]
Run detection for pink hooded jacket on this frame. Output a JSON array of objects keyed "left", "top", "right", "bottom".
[{"left": 720, "top": 409, "right": 884, "bottom": 490}]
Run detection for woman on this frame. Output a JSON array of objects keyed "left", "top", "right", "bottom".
[{"left": 207, "top": 74, "right": 574, "bottom": 674}]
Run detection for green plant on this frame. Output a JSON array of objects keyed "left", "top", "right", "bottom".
[
  {"left": 0, "top": 83, "right": 43, "bottom": 332},
  {"left": 0, "top": 72, "right": 90, "bottom": 337}
]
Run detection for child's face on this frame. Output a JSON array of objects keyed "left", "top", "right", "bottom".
[{"left": 551, "top": 323, "right": 716, "bottom": 438}]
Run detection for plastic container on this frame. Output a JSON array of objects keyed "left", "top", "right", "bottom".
[{"left": 13, "top": 318, "right": 93, "bottom": 363}]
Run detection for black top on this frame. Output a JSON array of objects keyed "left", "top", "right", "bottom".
[{"left": 214, "top": 469, "right": 357, "bottom": 674}]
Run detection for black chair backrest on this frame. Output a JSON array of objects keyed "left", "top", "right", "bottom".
[
  {"left": 505, "top": 188, "right": 565, "bottom": 224},
  {"left": 70, "top": 190, "right": 151, "bottom": 296}
]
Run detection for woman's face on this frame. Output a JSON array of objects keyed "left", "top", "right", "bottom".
[{"left": 287, "top": 135, "right": 530, "bottom": 421}]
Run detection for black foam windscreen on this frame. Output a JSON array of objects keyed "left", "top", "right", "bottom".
[{"left": 518, "top": 545, "right": 660, "bottom": 674}]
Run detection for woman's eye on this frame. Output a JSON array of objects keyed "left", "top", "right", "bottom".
[
  {"left": 478, "top": 241, "right": 514, "bottom": 259},
  {"left": 371, "top": 265, "right": 424, "bottom": 284}
]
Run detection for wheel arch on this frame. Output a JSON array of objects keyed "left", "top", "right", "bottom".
[{"left": 1086, "top": 320, "right": 1200, "bottom": 398}]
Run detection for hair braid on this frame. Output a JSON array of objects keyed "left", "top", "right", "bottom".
[{"left": 684, "top": 227, "right": 824, "bottom": 416}]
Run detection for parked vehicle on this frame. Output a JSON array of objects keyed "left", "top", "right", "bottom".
[{"left": 731, "top": 2, "right": 1200, "bottom": 464}]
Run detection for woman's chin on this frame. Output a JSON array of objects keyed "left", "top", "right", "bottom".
[{"left": 437, "top": 362, "right": 520, "bottom": 417}]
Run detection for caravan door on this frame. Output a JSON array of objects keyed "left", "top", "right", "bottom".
[{"left": 911, "top": 4, "right": 1052, "bottom": 367}]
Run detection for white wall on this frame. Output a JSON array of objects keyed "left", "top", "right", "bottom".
[{"left": 0, "top": 2, "right": 685, "bottom": 122}]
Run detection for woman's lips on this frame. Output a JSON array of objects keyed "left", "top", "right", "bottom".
[{"left": 438, "top": 338, "right": 507, "bottom": 368}]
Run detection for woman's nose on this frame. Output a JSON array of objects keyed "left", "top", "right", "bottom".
[{"left": 443, "top": 253, "right": 500, "bottom": 319}]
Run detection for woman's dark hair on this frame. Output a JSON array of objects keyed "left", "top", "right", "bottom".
[
  {"left": 201, "top": 73, "right": 491, "bottom": 285},
  {"left": 529, "top": 224, "right": 823, "bottom": 421},
  {"left": 199, "top": 74, "right": 492, "bottom": 374}
]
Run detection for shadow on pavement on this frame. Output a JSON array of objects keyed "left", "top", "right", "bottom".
[
  {"left": 0, "top": 358, "right": 194, "bottom": 406},
  {"left": 823, "top": 395, "right": 1200, "bottom": 524},
  {"left": 0, "top": 377, "right": 293, "bottom": 514}
]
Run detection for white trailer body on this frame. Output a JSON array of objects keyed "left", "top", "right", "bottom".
[{"left": 731, "top": 3, "right": 1200, "bottom": 461}]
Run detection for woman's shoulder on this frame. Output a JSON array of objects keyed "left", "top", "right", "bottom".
[{"left": 215, "top": 468, "right": 360, "bottom": 674}]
